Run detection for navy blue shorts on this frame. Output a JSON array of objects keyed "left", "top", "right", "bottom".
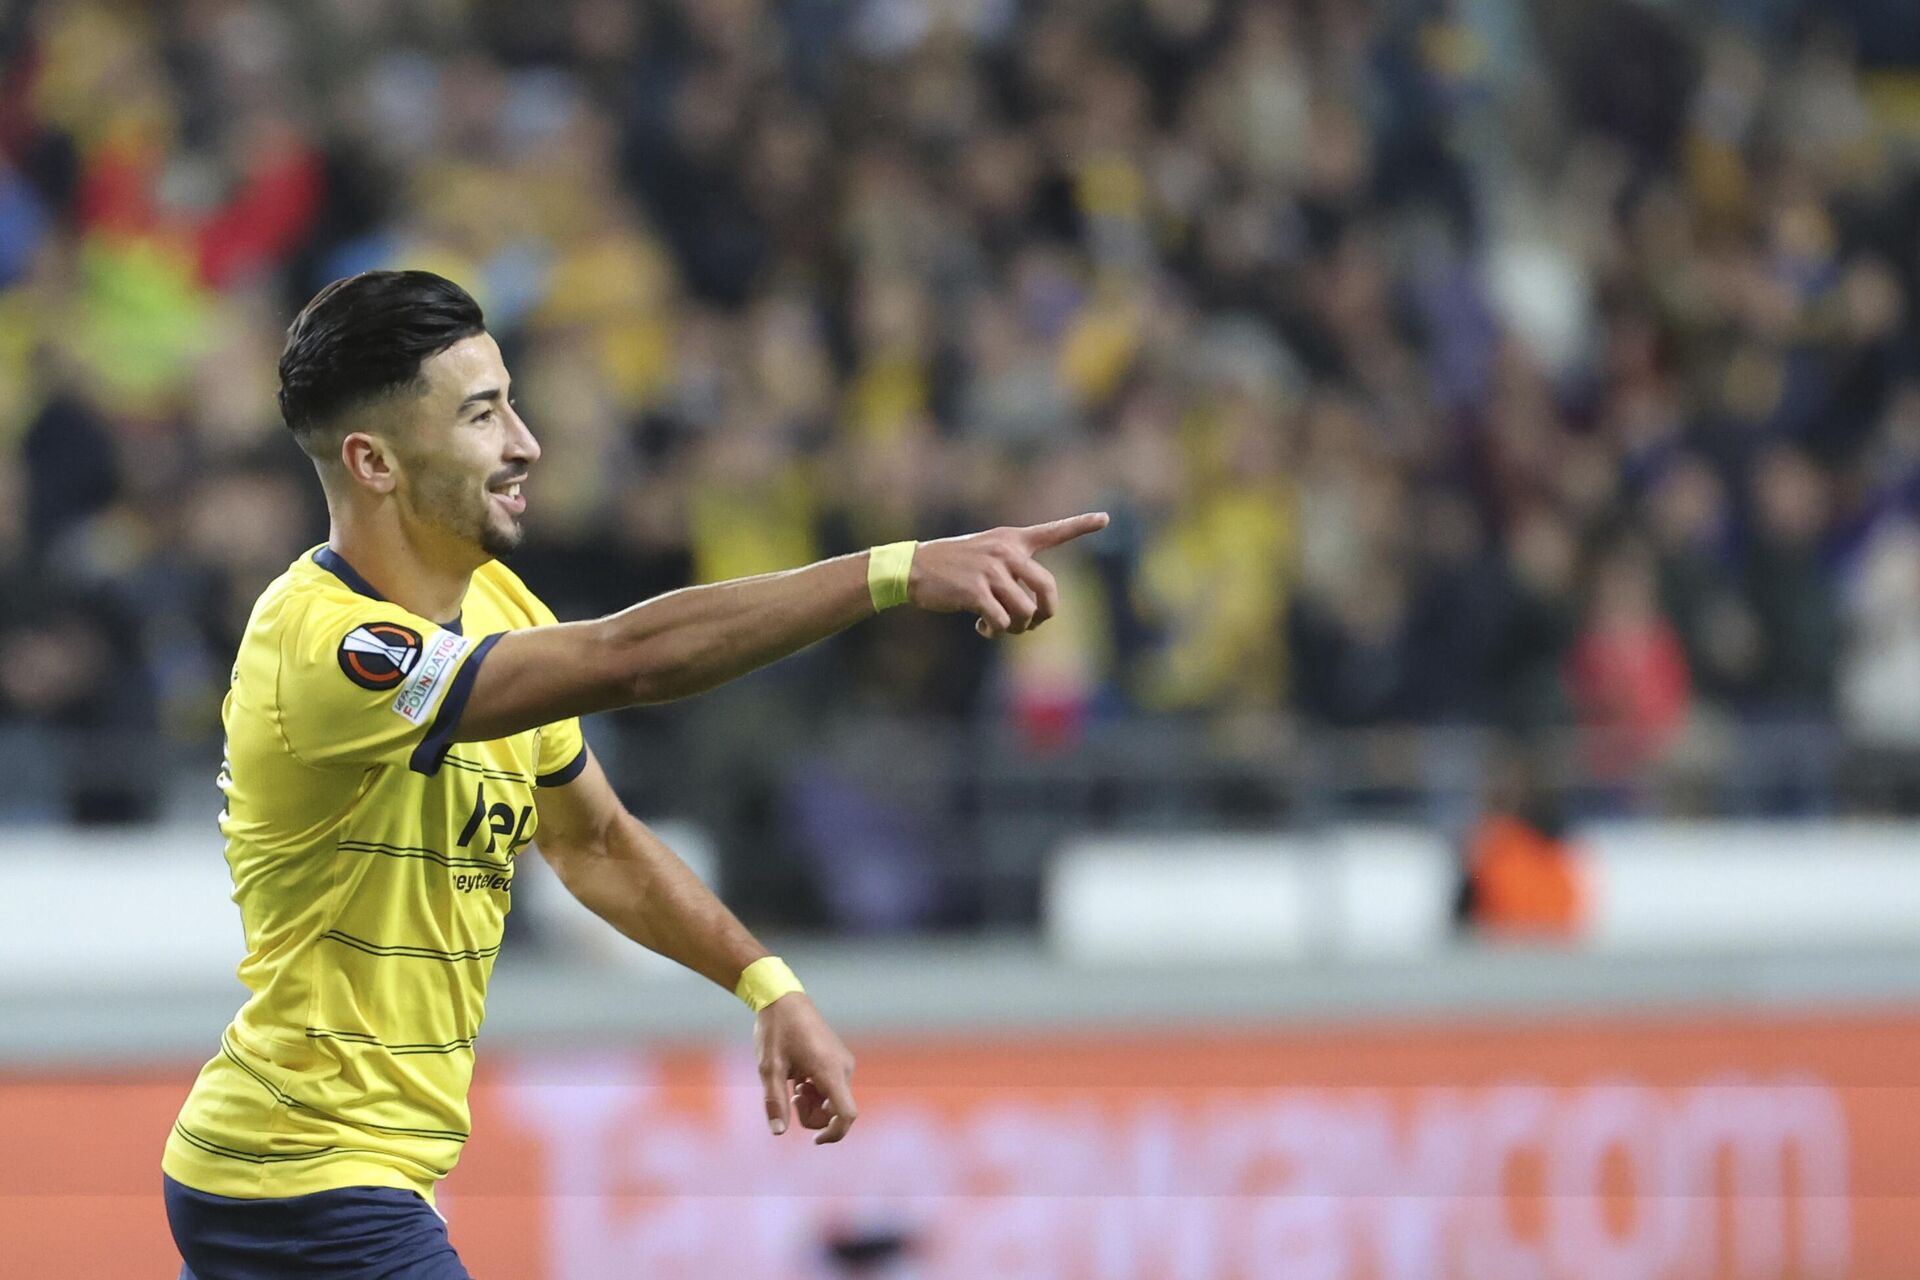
[{"left": 164, "top": 1174, "right": 472, "bottom": 1279}]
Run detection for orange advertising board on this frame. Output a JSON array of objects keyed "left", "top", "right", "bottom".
[{"left": 5, "top": 1009, "right": 1919, "bottom": 1278}]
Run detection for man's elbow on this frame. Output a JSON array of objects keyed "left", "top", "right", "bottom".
[
  {"left": 538, "top": 820, "right": 619, "bottom": 890},
  {"left": 586, "top": 622, "right": 681, "bottom": 706},
  {"left": 596, "top": 591, "right": 728, "bottom": 706},
  {"left": 624, "top": 655, "right": 680, "bottom": 705},
  {"left": 622, "top": 641, "right": 707, "bottom": 705}
]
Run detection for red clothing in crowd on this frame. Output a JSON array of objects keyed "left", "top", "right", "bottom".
[{"left": 1566, "top": 616, "right": 1691, "bottom": 779}]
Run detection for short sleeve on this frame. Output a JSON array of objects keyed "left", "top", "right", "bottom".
[
  {"left": 276, "top": 594, "right": 500, "bottom": 774},
  {"left": 534, "top": 716, "right": 587, "bottom": 787}
]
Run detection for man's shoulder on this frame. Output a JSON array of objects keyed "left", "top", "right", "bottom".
[
  {"left": 248, "top": 550, "right": 374, "bottom": 637},
  {"left": 472, "top": 558, "right": 556, "bottom": 627},
  {"left": 227, "top": 552, "right": 347, "bottom": 735},
  {"left": 241, "top": 549, "right": 322, "bottom": 637},
  {"left": 244, "top": 550, "right": 445, "bottom": 681}
]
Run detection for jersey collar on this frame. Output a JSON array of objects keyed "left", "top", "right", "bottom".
[{"left": 312, "top": 546, "right": 464, "bottom": 636}]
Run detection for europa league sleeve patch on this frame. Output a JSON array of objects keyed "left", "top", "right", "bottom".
[
  {"left": 389, "top": 629, "right": 472, "bottom": 725},
  {"left": 337, "top": 621, "right": 425, "bottom": 691}
]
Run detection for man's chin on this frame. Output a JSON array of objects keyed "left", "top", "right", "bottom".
[{"left": 479, "top": 519, "right": 525, "bottom": 559}]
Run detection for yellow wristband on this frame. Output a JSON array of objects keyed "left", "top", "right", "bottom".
[
  {"left": 868, "top": 541, "right": 917, "bottom": 612},
  {"left": 735, "top": 956, "right": 805, "bottom": 1012}
]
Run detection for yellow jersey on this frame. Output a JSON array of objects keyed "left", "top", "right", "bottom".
[{"left": 162, "top": 545, "right": 585, "bottom": 1201}]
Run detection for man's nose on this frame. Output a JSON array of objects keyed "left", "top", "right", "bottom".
[{"left": 506, "top": 407, "right": 540, "bottom": 465}]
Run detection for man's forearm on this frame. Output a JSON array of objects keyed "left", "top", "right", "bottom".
[
  {"left": 602, "top": 552, "right": 874, "bottom": 705},
  {"left": 552, "top": 811, "right": 769, "bottom": 991},
  {"left": 456, "top": 513, "right": 1107, "bottom": 743}
]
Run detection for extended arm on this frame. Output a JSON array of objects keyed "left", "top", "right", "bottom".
[
  {"left": 454, "top": 512, "right": 1107, "bottom": 742},
  {"left": 535, "top": 748, "right": 858, "bottom": 1142}
]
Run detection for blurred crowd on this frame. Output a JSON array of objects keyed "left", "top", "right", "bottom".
[{"left": 7, "top": 0, "right": 1920, "bottom": 833}]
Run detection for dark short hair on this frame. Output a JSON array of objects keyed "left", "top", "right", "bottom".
[{"left": 277, "top": 270, "right": 486, "bottom": 453}]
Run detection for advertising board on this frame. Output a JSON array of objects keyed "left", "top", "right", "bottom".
[{"left": 6, "top": 1011, "right": 1916, "bottom": 1278}]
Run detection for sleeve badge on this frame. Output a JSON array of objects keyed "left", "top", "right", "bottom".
[{"left": 337, "top": 622, "right": 424, "bottom": 690}]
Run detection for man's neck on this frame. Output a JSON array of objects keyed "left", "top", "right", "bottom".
[{"left": 326, "top": 518, "right": 475, "bottom": 627}]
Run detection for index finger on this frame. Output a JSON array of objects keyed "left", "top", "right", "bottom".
[
  {"left": 1019, "top": 511, "right": 1110, "bottom": 552},
  {"left": 813, "top": 1070, "right": 859, "bottom": 1145},
  {"left": 760, "top": 1056, "right": 790, "bottom": 1136}
]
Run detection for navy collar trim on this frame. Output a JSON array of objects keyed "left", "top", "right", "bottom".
[
  {"left": 314, "top": 546, "right": 384, "bottom": 601},
  {"left": 312, "top": 546, "right": 463, "bottom": 635}
]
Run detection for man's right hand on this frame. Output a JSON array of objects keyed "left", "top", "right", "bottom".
[
  {"left": 457, "top": 512, "right": 1113, "bottom": 743},
  {"left": 907, "top": 512, "right": 1110, "bottom": 638}
]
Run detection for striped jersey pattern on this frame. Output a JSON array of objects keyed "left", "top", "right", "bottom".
[{"left": 163, "top": 547, "right": 585, "bottom": 1200}]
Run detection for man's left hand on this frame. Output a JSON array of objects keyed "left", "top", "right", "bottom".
[{"left": 753, "top": 992, "right": 858, "bottom": 1144}]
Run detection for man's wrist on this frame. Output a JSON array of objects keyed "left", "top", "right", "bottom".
[
  {"left": 867, "top": 541, "right": 917, "bottom": 612},
  {"left": 735, "top": 955, "right": 805, "bottom": 1012}
]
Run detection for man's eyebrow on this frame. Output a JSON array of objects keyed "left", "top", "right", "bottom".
[{"left": 459, "top": 387, "right": 504, "bottom": 410}]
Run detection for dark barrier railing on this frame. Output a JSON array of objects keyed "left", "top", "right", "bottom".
[{"left": 6, "top": 713, "right": 1916, "bottom": 930}]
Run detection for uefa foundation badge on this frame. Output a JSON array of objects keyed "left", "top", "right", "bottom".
[{"left": 338, "top": 622, "right": 423, "bottom": 690}]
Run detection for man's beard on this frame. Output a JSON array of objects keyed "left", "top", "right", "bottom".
[
  {"left": 416, "top": 468, "right": 523, "bottom": 559},
  {"left": 479, "top": 513, "right": 524, "bottom": 558}
]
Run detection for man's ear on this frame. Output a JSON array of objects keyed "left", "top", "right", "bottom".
[{"left": 340, "top": 431, "right": 398, "bottom": 494}]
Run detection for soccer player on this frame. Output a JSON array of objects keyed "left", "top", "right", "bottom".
[{"left": 160, "top": 270, "right": 1108, "bottom": 1279}]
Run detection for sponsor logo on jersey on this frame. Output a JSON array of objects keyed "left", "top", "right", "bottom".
[
  {"left": 337, "top": 622, "right": 423, "bottom": 690},
  {"left": 391, "top": 629, "right": 472, "bottom": 724}
]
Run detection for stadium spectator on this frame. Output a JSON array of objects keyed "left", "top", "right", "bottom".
[
  {"left": 1566, "top": 541, "right": 1693, "bottom": 797},
  {"left": 5, "top": 0, "right": 1920, "bottom": 909},
  {"left": 1460, "top": 742, "right": 1588, "bottom": 941}
]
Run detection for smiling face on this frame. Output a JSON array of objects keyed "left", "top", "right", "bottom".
[{"left": 377, "top": 332, "right": 541, "bottom": 560}]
